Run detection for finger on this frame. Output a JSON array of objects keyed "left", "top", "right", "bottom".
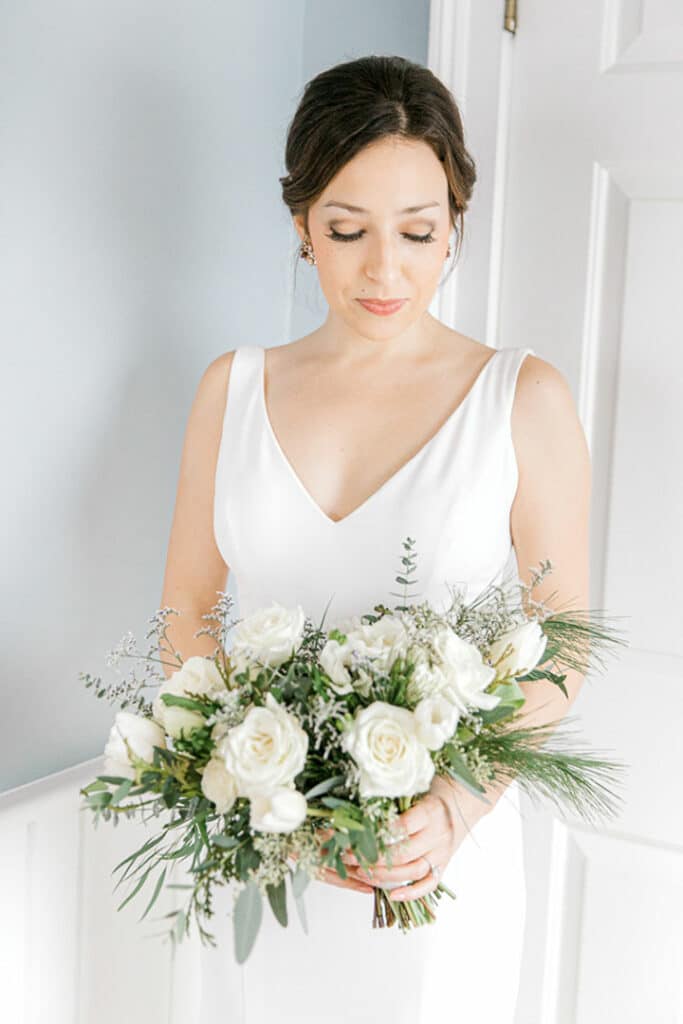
[
  {"left": 317, "top": 867, "right": 374, "bottom": 894},
  {"left": 353, "top": 852, "right": 433, "bottom": 887},
  {"left": 387, "top": 863, "right": 442, "bottom": 902}
]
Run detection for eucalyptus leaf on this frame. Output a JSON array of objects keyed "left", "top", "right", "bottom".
[
  {"left": 110, "top": 778, "right": 134, "bottom": 805},
  {"left": 233, "top": 881, "right": 263, "bottom": 964},
  {"left": 443, "top": 746, "right": 488, "bottom": 798},
  {"left": 266, "top": 878, "right": 288, "bottom": 927},
  {"left": 139, "top": 866, "right": 167, "bottom": 921},
  {"left": 116, "top": 865, "right": 153, "bottom": 911},
  {"left": 354, "top": 828, "right": 378, "bottom": 864},
  {"left": 304, "top": 775, "right": 345, "bottom": 799},
  {"left": 211, "top": 834, "right": 240, "bottom": 849},
  {"left": 290, "top": 863, "right": 310, "bottom": 899}
]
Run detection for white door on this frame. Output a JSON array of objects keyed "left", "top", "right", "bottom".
[{"left": 430, "top": 2, "right": 683, "bottom": 1021}]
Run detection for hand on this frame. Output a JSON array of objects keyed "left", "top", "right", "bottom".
[
  {"left": 289, "top": 826, "right": 375, "bottom": 895},
  {"left": 340, "top": 776, "right": 479, "bottom": 902}
]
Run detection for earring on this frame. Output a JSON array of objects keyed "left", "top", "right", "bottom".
[
  {"left": 299, "top": 235, "right": 316, "bottom": 266},
  {"left": 446, "top": 243, "right": 452, "bottom": 259}
]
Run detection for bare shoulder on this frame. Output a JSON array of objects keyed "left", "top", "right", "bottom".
[
  {"left": 513, "top": 352, "right": 581, "bottom": 434},
  {"left": 511, "top": 351, "right": 591, "bottom": 488}
]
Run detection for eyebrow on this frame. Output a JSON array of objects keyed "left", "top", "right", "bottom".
[{"left": 322, "top": 201, "right": 440, "bottom": 214}]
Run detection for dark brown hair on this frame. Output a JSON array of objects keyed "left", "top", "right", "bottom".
[{"left": 279, "top": 54, "right": 477, "bottom": 275}]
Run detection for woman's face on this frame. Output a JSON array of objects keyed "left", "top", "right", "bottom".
[{"left": 294, "top": 136, "right": 452, "bottom": 340}]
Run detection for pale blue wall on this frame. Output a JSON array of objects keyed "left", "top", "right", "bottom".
[{"left": 1, "top": 1, "right": 429, "bottom": 791}]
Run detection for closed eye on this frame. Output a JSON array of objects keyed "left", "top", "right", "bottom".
[{"left": 326, "top": 228, "right": 436, "bottom": 245}]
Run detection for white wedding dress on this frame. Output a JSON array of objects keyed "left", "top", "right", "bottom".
[{"left": 200, "top": 343, "right": 535, "bottom": 1023}]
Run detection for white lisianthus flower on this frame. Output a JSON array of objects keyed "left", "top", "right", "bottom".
[
  {"left": 200, "top": 756, "right": 239, "bottom": 814},
  {"left": 433, "top": 628, "right": 500, "bottom": 713},
  {"left": 321, "top": 613, "right": 410, "bottom": 698},
  {"left": 407, "top": 628, "right": 500, "bottom": 713},
  {"left": 487, "top": 621, "right": 547, "bottom": 679},
  {"left": 344, "top": 614, "right": 410, "bottom": 673},
  {"left": 318, "top": 638, "right": 354, "bottom": 695},
  {"left": 405, "top": 645, "right": 443, "bottom": 702},
  {"left": 103, "top": 711, "right": 166, "bottom": 780},
  {"left": 218, "top": 691, "right": 308, "bottom": 797},
  {"left": 231, "top": 602, "right": 306, "bottom": 668},
  {"left": 249, "top": 786, "right": 308, "bottom": 833},
  {"left": 413, "top": 696, "right": 461, "bottom": 751},
  {"left": 340, "top": 700, "right": 435, "bottom": 798},
  {"left": 152, "top": 655, "right": 226, "bottom": 739}
]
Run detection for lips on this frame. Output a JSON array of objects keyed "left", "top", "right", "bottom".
[{"left": 357, "top": 298, "right": 407, "bottom": 316}]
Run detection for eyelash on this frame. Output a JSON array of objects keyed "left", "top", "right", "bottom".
[{"left": 326, "top": 227, "right": 437, "bottom": 245}]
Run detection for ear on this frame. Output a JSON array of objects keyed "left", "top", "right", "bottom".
[{"left": 292, "top": 214, "right": 307, "bottom": 242}]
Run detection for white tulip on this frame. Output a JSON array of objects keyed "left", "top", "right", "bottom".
[
  {"left": 201, "top": 756, "right": 239, "bottom": 814},
  {"left": 413, "top": 696, "right": 461, "bottom": 751},
  {"left": 103, "top": 710, "right": 166, "bottom": 780},
  {"left": 487, "top": 621, "right": 547, "bottom": 679},
  {"left": 152, "top": 655, "right": 226, "bottom": 739},
  {"left": 231, "top": 602, "right": 306, "bottom": 668},
  {"left": 341, "top": 700, "right": 435, "bottom": 799},
  {"left": 218, "top": 691, "right": 308, "bottom": 797},
  {"left": 249, "top": 786, "right": 308, "bottom": 833}
]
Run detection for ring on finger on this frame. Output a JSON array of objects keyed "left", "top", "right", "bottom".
[{"left": 422, "top": 855, "right": 442, "bottom": 883}]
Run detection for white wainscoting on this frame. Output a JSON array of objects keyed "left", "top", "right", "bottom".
[{"left": 0, "top": 758, "right": 203, "bottom": 1024}]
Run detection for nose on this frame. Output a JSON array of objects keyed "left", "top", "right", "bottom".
[{"left": 362, "top": 233, "right": 402, "bottom": 286}]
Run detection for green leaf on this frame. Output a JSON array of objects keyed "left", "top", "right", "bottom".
[
  {"left": 304, "top": 775, "right": 345, "bottom": 799},
  {"left": 210, "top": 834, "right": 239, "bottom": 849},
  {"left": 354, "top": 828, "right": 378, "bottom": 864},
  {"left": 291, "top": 875, "right": 308, "bottom": 936},
  {"left": 478, "top": 705, "right": 514, "bottom": 726},
  {"left": 290, "top": 863, "right": 310, "bottom": 899},
  {"left": 488, "top": 680, "right": 527, "bottom": 710},
  {"left": 333, "top": 809, "right": 365, "bottom": 832},
  {"left": 443, "top": 746, "right": 488, "bottom": 799},
  {"left": 233, "top": 881, "right": 263, "bottom": 964},
  {"left": 139, "top": 866, "right": 167, "bottom": 921},
  {"left": 160, "top": 693, "right": 210, "bottom": 713},
  {"left": 116, "top": 865, "right": 153, "bottom": 911},
  {"left": 111, "top": 831, "right": 165, "bottom": 876},
  {"left": 81, "top": 779, "right": 110, "bottom": 794},
  {"left": 266, "top": 878, "right": 288, "bottom": 927},
  {"left": 110, "top": 778, "right": 134, "bottom": 805}
]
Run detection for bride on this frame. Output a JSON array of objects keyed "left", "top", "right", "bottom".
[{"left": 161, "top": 54, "right": 590, "bottom": 1023}]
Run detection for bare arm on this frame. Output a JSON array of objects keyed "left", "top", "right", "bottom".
[
  {"left": 444, "top": 353, "right": 592, "bottom": 820},
  {"left": 159, "top": 351, "right": 236, "bottom": 680}
]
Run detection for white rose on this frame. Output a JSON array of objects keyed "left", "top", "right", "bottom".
[
  {"left": 413, "top": 696, "right": 461, "bottom": 751},
  {"left": 431, "top": 627, "right": 500, "bottom": 713},
  {"left": 487, "top": 621, "right": 547, "bottom": 679},
  {"left": 152, "top": 655, "right": 226, "bottom": 739},
  {"left": 201, "top": 756, "right": 239, "bottom": 814},
  {"left": 249, "top": 786, "right": 308, "bottom": 833},
  {"left": 103, "top": 711, "right": 166, "bottom": 780},
  {"left": 218, "top": 691, "right": 308, "bottom": 797},
  {"left": 341, "top": 700, "right": 435, "bottom": 798},
  {"left": 231, "top": 602, "right": 306, "bottom": 668}
]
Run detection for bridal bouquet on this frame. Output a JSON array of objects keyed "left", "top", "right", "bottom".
[{"left": 79, "top": 537, "right": 628, "bottom": 963}]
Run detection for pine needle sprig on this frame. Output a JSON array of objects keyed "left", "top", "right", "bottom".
[
  {"left": 540, "top": 606, "right": 630, "bottom": 676},
  {"left": 476, "top": 714, "right": 628, "bottom": 824}
]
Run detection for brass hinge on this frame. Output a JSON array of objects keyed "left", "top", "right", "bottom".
[{"left": 504, "top": 0, "right": 518, "bottom": 34}]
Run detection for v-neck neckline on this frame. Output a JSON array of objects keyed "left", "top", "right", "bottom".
[{"left": 258, "top": 344, "right": 505, "bottom": 528}]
